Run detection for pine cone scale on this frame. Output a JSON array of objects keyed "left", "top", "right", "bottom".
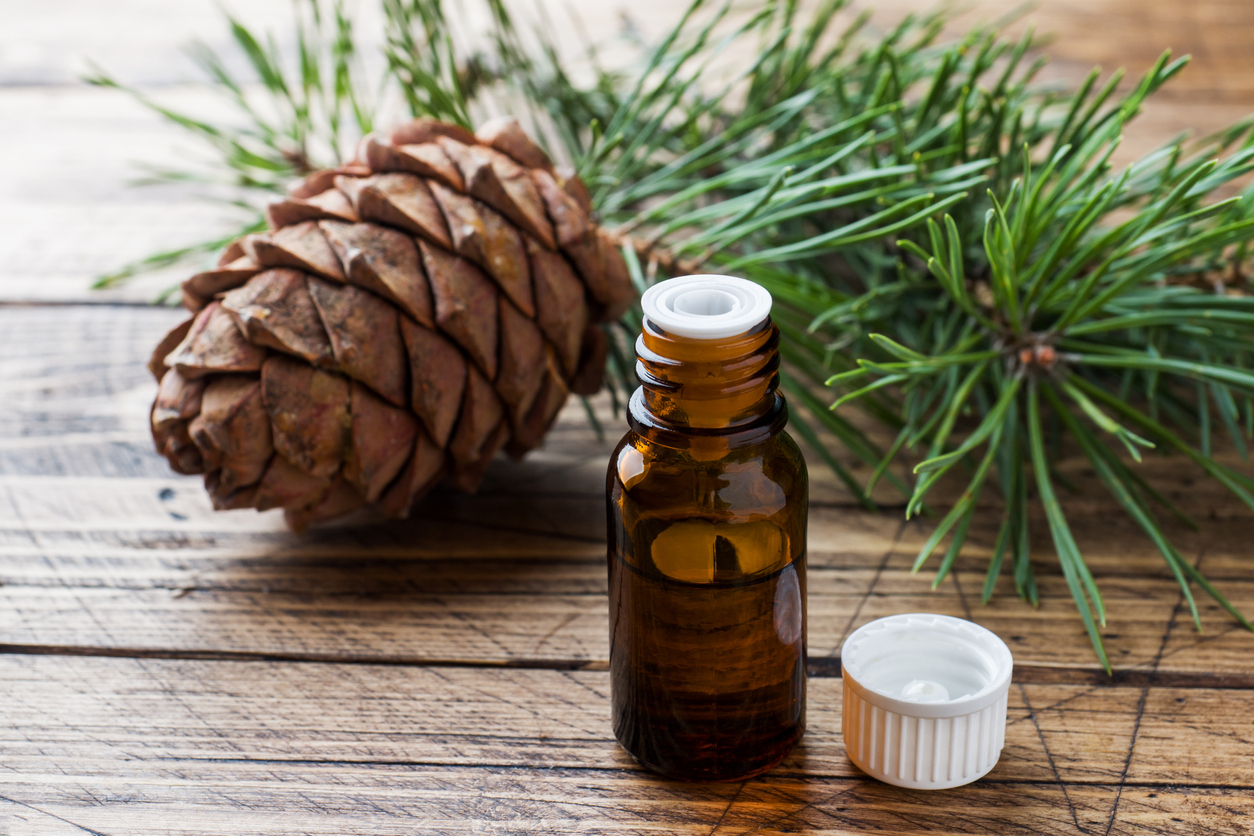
[
  {"left": 151, "top": 369, "right": 205, "bottom": 475},
  {"left": 376, "top": 429, "right": 443, "bottom": 519},
  {"left": 318, "top": 220, "right": 434, "bottom": 328},
  {"left": 222, "top": 270, "right": 335, "bottom": 366},
  {"left": 336, "top": 173, "right": 455, "bottom": 250},
  {"left": 528, "top": 241, "right": 589, "bottom": 377},
  {"left": 150, "top": 317, "right": 193, "bottom": 379},
  {"left": 475, "top": 117, "right": 554, "bottom": 172},
  {"left": 419, "top": 240, "right": 500, "bottom": 380},
  {"left": 261, "top": 355, "right": 350, "bottom": 480},
  {"left": 400, "top": 318, "right": 466, "bottom": 447},
  {"left": 496, "top": 297, "right": 549, "bottom": 427},
  {"left": 367, "top": 137, "right": 464, "bottom": 191},
  {"left": 254, "top": 455, "right": 332, "bottom": 513},
  {"left": 265, "top": 186, "right": 359, "bottom": 228},
  {"left": 428, "top": 181, "right": 535, "bottom": 316},
  {"left": 189, "top": 376, "right": 271, "bottom": 494},
  {"left": 443, "top": 139, "right": 557, "bottom": 250},
  {"left": 447, "top": 366, "right": 507, "bottom": 492},
  {"left": 308, "top": 279, "right": 408, "bottom": 407},
  {"left": 247, "top": 221, "right": 346, "bottom": 282},
  {"left": 184, "top": 257, "right": 262, "bottom": 312},
  {"left": 167, "top": 302, "right": 267, "bottom": 378},
  {"left": 344, "top": 381, "right": 419, "bottom": 503}
]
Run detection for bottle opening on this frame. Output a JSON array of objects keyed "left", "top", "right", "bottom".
[
  {"left": 641, "top": 275, "right": 773, "bottom": 340},
  {"left": 674, "top": 288, "right": 740, "bottom": 317}
]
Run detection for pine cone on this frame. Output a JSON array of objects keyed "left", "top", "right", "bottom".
[{"left": 149, "top": 117, "right": 634, "bottom": 529}]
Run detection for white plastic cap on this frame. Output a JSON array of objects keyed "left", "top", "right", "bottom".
[
  {"left": 640, "top": 275, "right": 772, "bottom": 340},
  {"left": 841, "top": 613, "right": 1013, "bottom": 790}
]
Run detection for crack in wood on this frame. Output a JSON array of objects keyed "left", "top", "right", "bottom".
[
  {"left": 1101, "top": 547, "right": 1200, "bottom": 835},
  {"left": 0, "top": 793, "right": 113, "bottom": 836},
  {"left": 1019, "top": 683, "right": 1086, "bottom": 833},
  {"left": 0, "top": 642, "right": 610, "bottom": 670},
  {"left": 704, "top": 780, "right": 746, "bottom": 836},
  {"left": 5, "top": 641, "right": 1254, "bottom": 689}
]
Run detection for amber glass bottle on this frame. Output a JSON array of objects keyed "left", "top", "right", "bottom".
[{"left": 606, "top": 275, "right": 808, "bottom": 782}]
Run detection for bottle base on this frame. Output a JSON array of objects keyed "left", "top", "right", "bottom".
[{"left": 615, "top": 729, "right": 803, "bottom": 783}]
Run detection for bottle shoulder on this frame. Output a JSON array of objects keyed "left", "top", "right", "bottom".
[{"left": 609, "top": 429, "right": 807, "bottom": 522}]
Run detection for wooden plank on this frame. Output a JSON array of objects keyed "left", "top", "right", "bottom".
[
  {"left": 0, "top": 655, "right": 1249, "bottom": 834},
  {"left": 7, "top": 0, "right": 1249, "bottom": 98},
  {"left": 4, "top": 466, "right": 1254, "bottom": 675},
  {"left": 0, "top": 305, "right": 187, "bottom": 478},
  {"left": 5, "top": 297, "right": 1254, "bottom": 527},
  {"left": 6, "top": 775, "right": 1246, "bottom": 836},
  {"left": 6, "top": 0, "right": 1253, "bottom": 99},
  {"left": 0, "top": 87, "right": 239, "bottom": 306},
  {"left": 4, "top": 550, "right": 1254, "bottom": 679},
  {"left": 1128, "top": 688, "right": 1254, "bottom": 787},
  {"left": 4, "top": 442, "right": 1254, "bottom": 675},
  {"left": 982, "top": 0, "right": 1254, "bottom": 102}
]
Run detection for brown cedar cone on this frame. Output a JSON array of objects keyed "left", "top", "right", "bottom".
[{"left": 149, "top": 117, "right": 634, "bottom": 530}]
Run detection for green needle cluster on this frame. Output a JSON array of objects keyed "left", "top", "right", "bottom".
[
  {"left": 820, "top": 49, "right": 1254, "bottom": 669},
  {"left": 92, "top": 0, "right": 1254, "bottom": 667}
]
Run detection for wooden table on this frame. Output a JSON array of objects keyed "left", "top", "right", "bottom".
[{"left": 3, "top": 1, "right": 1254, "bottom": 833}]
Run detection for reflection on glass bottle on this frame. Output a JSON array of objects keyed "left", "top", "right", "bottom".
[{"left": 607, "top": 278, "right": 808, "bottom": 781}]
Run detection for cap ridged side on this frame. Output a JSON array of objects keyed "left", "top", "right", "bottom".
[{"left": 842, "top": 680, "right": 1008, "bottom": 790}]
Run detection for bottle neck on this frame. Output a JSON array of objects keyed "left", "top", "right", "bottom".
[{"left": 628, "top": 316, "right": 786, "bottom": 453}]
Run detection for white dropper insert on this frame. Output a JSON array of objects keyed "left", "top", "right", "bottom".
[
  {"left": 640, "top": 275, "right": 773, "bottom": 339},
  {"left": 841, "top": 613, "right": 1014, "bottom": 790},
  {"left": 900, "top": 678, "right": 951, "bottom": 703}
]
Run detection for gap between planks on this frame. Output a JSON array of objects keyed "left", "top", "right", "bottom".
[{"left": 3, "top": 642, "right": 1254, "bottom": 691}]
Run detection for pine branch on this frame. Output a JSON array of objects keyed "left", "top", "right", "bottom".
[{"left": 827, "top": 49, "right": 1254, "bottom": 668}]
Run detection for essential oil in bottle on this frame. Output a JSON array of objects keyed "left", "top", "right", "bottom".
[{"left": 606, "top": 275, "right": 808, "bottom": 781}]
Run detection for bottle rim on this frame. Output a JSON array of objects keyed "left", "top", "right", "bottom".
[{"left": 641, "top": 275, "right": 773, "bottom": 340}]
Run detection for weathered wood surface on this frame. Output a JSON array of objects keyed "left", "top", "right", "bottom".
[
  {"left": 3, "top": 0, "right": 1254, "bottom": 833},
  {"left": 0, "top": 656, "right": 1248, "bottom": 832},
  {"left": 3, "top": 304, "right": 1254, "bottom": 834},
  {"left": 4, "top": 469, "right": 1254, "bottom": 682},
  {"left": 1, "top": 656, "right": 1252, "bottom": 835}
]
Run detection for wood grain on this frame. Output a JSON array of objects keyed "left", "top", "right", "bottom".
[
  {"left": 5, "top": 515, "right": 1254, "bottom": 680},
  {"left": 3, "top": 456, "right": 1253, "bottom": 673},
  {"left": 0, "top": 655, "right": 1250, "bottom": 835},
  {"left": 4, "top": 778, "right": 1244, "bottom": 836}
]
